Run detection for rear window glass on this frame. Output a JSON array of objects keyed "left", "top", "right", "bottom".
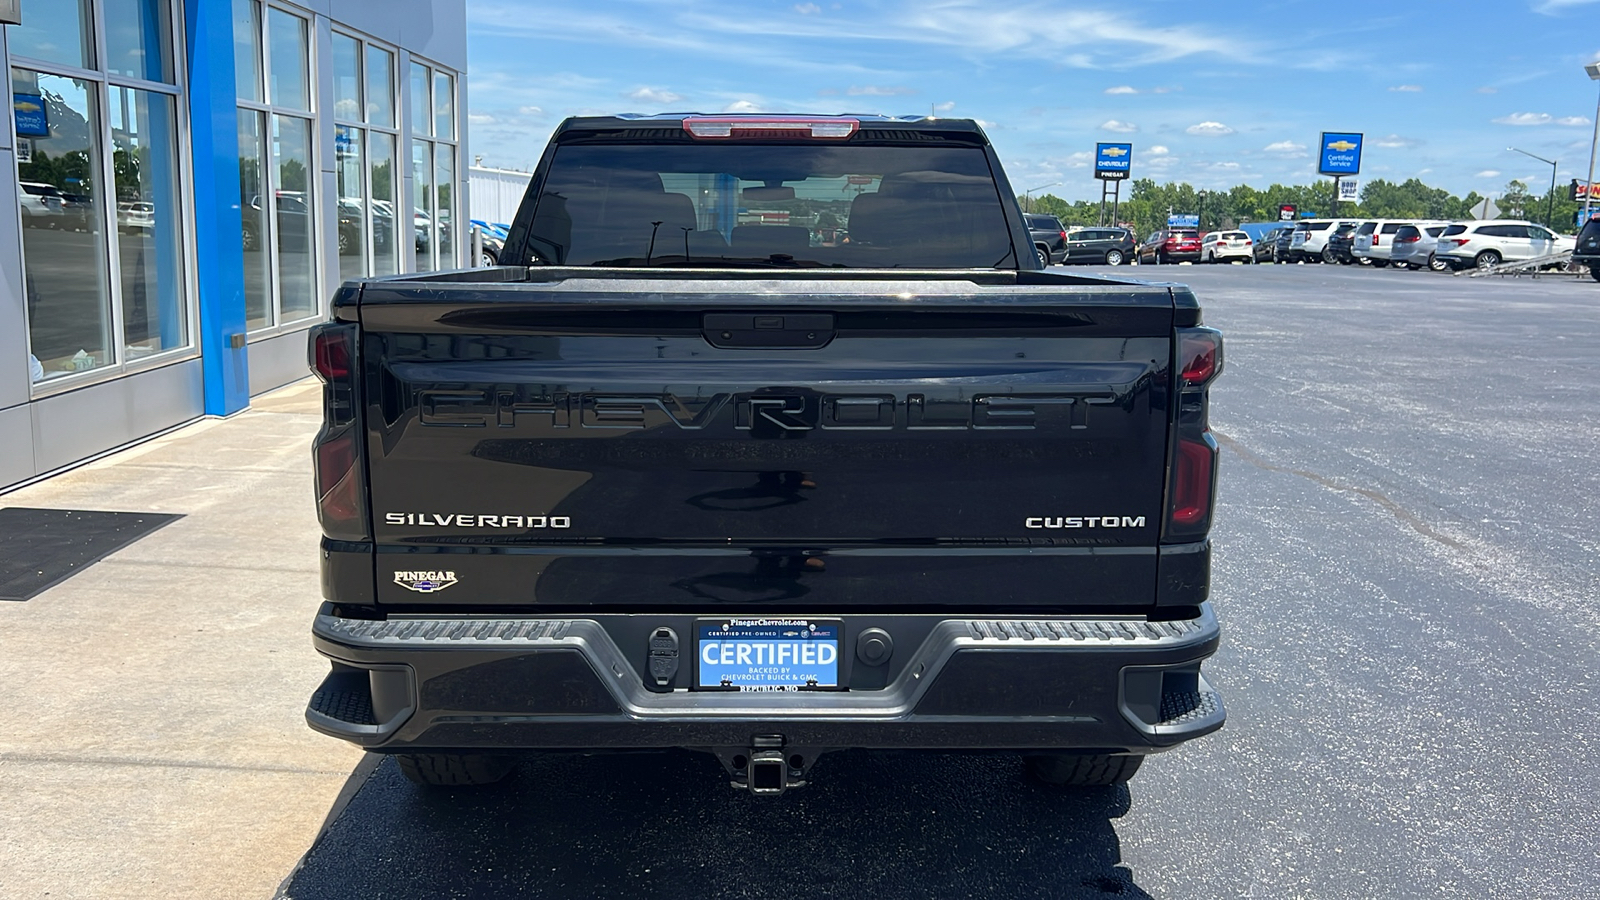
[
  {"left": 1357, "top": 222, "right": 1377, "bottom": 235},
  {"left": 525, "top": 143, "right": 1015, "bottom": 268},
  {"left": 1424, "top": 226, "right": 1445, "bottom": 237},
  {"left": 1395, "top": 226, "right": 1420, "bottom": 238},
  {"left": 1380, "top": 223, "right": 1403, "bottom": 234},
  {"left": 1305, "top": 222, "right": 1331, "bottom": 231},
  {"left": 1443, "top": 224, "right": 1467, "bottom": 236},
  {"left": 1226, "top": 232, "right": 1247, "bottom": 240}
]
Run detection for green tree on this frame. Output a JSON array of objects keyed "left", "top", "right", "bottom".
[{"left": 1498, "top": 180, "right": 1532, "bottom": 219}]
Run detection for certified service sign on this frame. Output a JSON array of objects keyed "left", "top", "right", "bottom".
[
  {"left": 1095, "top": 143, "right": 1132, "bottom": 181},
  {"left": 1319, "top": 132, "right": 1363, "bottom": 176}
]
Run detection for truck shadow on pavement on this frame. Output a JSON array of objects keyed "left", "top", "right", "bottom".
[{"left": 279, "top": 749, "right": 1152, "bottom": 899}]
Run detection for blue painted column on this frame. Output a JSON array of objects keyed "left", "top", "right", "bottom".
[{"left": 185, "top": 0, "right": 250, "bottom": 415}]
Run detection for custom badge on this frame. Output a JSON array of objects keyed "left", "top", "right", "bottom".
[{"left": 394, "top": 570, "right": 458, "bottom": 593}]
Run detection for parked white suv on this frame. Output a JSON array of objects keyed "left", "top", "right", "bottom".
[
  {"left": 1434, "top": 220, "right": 1575, "bottom": 270},
  {"left": 1288, "top": 219, "right": 1359, "bottom": 263},
  {"left": 1201, "top": 230, "right": 1253, "bottom": 263}
]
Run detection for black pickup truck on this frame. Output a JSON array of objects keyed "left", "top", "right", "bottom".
[{"left": 305, "top": 114, "right": 1225, "bottom": 794}]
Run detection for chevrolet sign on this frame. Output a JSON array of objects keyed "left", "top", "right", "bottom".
[
  {"left": 1319, "top": 132, "right": 1363, "bottom": 176},
  {"left": 1095, "top": 142, "right": 1133, "bottom": 180}
]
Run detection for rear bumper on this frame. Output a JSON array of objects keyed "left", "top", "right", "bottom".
[{"left": 306, "top": 604, "right": 1224, "bottom": 756}]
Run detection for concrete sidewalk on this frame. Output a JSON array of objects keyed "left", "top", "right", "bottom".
[{"left": 0, "top": 379, "right": 362, "bottom": 900}]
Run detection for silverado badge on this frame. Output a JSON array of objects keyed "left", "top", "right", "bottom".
[{"left": 394, "top": 570, "right": 459, "bottom": 593}]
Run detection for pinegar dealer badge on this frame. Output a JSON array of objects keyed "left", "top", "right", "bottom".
[{"left": 394, "top": 570, "right": 459, "bottom": 593}]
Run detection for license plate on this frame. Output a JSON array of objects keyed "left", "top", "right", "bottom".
[{"left": 696, "top": 619, "right": 841, "bottom": 691}]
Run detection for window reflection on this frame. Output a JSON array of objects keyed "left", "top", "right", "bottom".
[
  {"left": 370, "top": 132, "right": 398, "bottom": 276},
  {"left": 232, "top": 0, "right": 262, "bottom": 102},
  {"left": 435, "top": 145, "right": 455, "bottom": 268},
  {"left": 267, "top": 8, "right": 309, "bottom": 111},
  {"left": 10, "top": 0, "right": 94, "bottom": 70},
  {"left": 412, "top": 140, "right": 433, "bottom": 272},
  {"left": 110, "top": 86, "right": 186, "bottom": 357},
  {"left": 433, "top": 71, "right": 454, "bottom": 141},
  {"left": 237, "top": 111, "right": 271, "bottom": 330},
  {"left": 409, "top": 63, "right": 430, "bottom": 137},
  {"left": 332, "top": 34, "right": 361, "bottom": 122},
  {"left": 104, "top": 0, "right": 174, "bottom": 83},
  {"left": 365, "top": 46, "right": 394, "bottom": 128},
  {"left": 273, "top": 115, "right": 316, "bottom": 321},
  {"left": 14, "top": 69, "right": 112, "bottom": 381},
  {"left": 335, "top": 125, "right": 366, "bottom": 281}
]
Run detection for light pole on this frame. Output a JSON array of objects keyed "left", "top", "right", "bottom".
[
  {"left": 1024, "top": 182, "right": 1061, "bottom": 213},
  {"left": 1507, "top": 147, "right": 1556, "bottom": 227},
  {"left": 1583, "top": 62, "right": 1600, "bottom": 228}
]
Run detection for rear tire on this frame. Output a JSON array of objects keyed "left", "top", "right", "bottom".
[
  {"left": 395, "top": 753, "right": 517, "bottom": 786},
  {"left": 1371, "top": 259, "right": 1388, "bottom": 268},
  {"left": 1025, "top": 753, "right": 1144, "bottom": 786},
  {"left": 1429, "top": 253, "right": 1449, "bottom": 272},
  {"left": 1590, "top": 267, "right": 1600, "bottom": 282},
  {"left": 1105, "top": 249, "right": 1124, "bottom": 266}
]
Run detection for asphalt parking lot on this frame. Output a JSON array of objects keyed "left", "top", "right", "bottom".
[
  {"left": 273, "top": 264, "right": 1600, "bottom": 899},
  {"left": 4, "top": 264, "right": 1597, "bottom": 899}
]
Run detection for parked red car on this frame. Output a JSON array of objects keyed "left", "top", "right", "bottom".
[{"left": 1137, "top": 227, "right": 1202, "bottom": 264}]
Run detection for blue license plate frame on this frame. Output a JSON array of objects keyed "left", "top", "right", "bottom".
[{"left": 694, "top": 618, "right": 843, "bottom": 692}]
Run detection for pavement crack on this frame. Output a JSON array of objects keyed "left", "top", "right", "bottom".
[
  {"left": 0, "top": 751, "right": 349, "bottom": 776},
  {"left": 1213, "top": 430, "right": 1466, "bottom": 550}
]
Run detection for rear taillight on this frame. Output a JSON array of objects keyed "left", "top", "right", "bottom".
[
  {"left": 1398, "top": 234, "right": 1420, "bottom": 243},
  {"left": 1166, "top": 327, "right": 1222, "bottom": 542},
  {"left": 308, "top": 323, "right": 368, "bottom": 541},
  {"left": 1373, "top": 234, "right": 1382, "bottom": 246},
  {"left": 1060, "top": 231, "right": 1068, "bottom": 240}
]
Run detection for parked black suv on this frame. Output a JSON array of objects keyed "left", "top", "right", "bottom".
[
  {"left": 1023, "top": 213, "right": 1068, "bottom": 265},
  {"left": 1063, "top": 226, "right": 1136, "bottom": 265},
  {"left": 1323, "top": 222, "right": 1360, "bottom": 265},
  {"left": 1576, "top": 217, "right": 1600, "bottom": 282}
]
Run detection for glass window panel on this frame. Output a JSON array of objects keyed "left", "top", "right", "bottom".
[
  {"left": 104, "top": 0, "right": 175, "bottom": 82},
  {"left": 369, "top": 131, "right": 398, "bottom": 276},
  {"left": 237, "top": 110, "right": 272, "bottom": 330},
  {"left": 13, "top": 69, "right": 112, "bottom": 381},
  {"left": 267, "top": 8, "right": 310, "bottom": 111},
  {"left": 433, "top": 71, "right": 455, "bottom": 141},
  {"left": 411, "top": 140, "right": 433, "bottom": 272},
  {"left": 364, "top": 45, "right": 395, "bottom": 127},
  {"left": 335, "top": 125, "right": 366, "bottom": 281},
  {"left": 435, "top": 144, "right": 455, "bottom": 268},
  {"left": 332, "top": 34, "right": 361, "bottom": 122},
  {"left": 231, "top": 0, "right": 262, "bottom": 102},
  {"left": 9, "top": 0, "right": 94, "bottom": 69},
  {"left": 110, "top": 87, "right": 187, "bottom": 358},
  {"left": 409, "top": 63, "right": 431, "bottom": 137},
  {"left": 272, "top": 115, "right": 317, "bottom": 321}
]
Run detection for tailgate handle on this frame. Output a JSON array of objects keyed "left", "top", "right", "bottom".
[{"left": 704, "top": 313, "right": 835, "bottom": 349}]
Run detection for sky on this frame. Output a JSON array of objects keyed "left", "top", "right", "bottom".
[{"left": 464, "top": 0, "right": 1600, "bottom": 203}]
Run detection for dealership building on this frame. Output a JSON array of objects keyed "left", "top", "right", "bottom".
[{"left": 0, "top": 0, "right": 468, "bottom": 490}]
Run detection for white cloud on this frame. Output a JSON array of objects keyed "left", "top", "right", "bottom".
[
  {"left": 1388, "top": 84, "right": 1423, "bottom": 92},
  {"left": 724, "top": 99, "right": 763, "bottom": 113},
  {"left": 1494, "top": 112, "right": 1554, "bottom": 125},
  {"left": 848, "top": 85, "right": 916, "bottom": 96},
  {"left": 628, "top": 87, "right": 685, "bottom": 104},
  {"left": 1263, "top": 140, "right": 1307, "bottom": 155},
  {"left": 934, "top": 101, "right": 956, "bottom": 112},
  {"left": 1186, "top": 121, "right": 1234, "bottom": 136},
  {"left": 1478, "top": 86, "right": 1499, "bottom": 94},
  {"left": 468, "top": 114, "right": 496, "bottom": 125},
  {"left": 1101, "top": 119, "right": 1138, "bottom": 133},
  {"left": 518, "top": 105, "right": 545, "bottom": 117},
  {"left": 1374, "top": 134, "right": 1421, "bottom": 148},
  {"left": 794, "top": 2, "right": 821, "bottom": 13},
  {"left": 1476, "top": 170, "right": 1502, "bottom": 178},
  {"left": 1104, "top": 86, "right": 1138, "bottom": 94},
  {"left": 1556, "top": 116, "right": 1593, "bottom": 126},
  {"left": 973, "top": 118, "right": 998, "bottom": 129},
  {"left": 1148, "top": 145, "right": 1169, "bottom": 156},
  {"left": 1533, "top": 0, "right": 1600, "bottom": 14}
]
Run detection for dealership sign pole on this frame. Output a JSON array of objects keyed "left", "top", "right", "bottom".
[
  {"left": 1095, "top": 142, "right": 1132, "bottom": 226},
  {"left": 1319, "top": 132, "right": 1364, "bottom": 217}
]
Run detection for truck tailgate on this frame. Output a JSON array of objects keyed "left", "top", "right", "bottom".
[{"left": 358, "top": 274, "right": 1176, "bottom": 611}]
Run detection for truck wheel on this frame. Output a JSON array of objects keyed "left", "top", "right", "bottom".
[
  {"left": 1590, "top": 267, "right": 1600, "bottom": 282},
  {"left": 395, "top": 753, "right": 517, "bottom": 786},
  {"left": 1475, "top": 250, "right": 1501, "bottom": 269},
  {"left": 1024, "top": 753, "right": 1143, "bottom": 786},
  {"left": 1104, "top": 249, "right": 1124, "bottom": 266}
]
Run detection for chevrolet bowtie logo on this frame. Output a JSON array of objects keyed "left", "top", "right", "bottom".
[
  {"left": 1102, "top": 147, "right": 1128, "bottom": 157},
  {"left": 1327, "top": 140, "right": 1358, "bottom": 152}
]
